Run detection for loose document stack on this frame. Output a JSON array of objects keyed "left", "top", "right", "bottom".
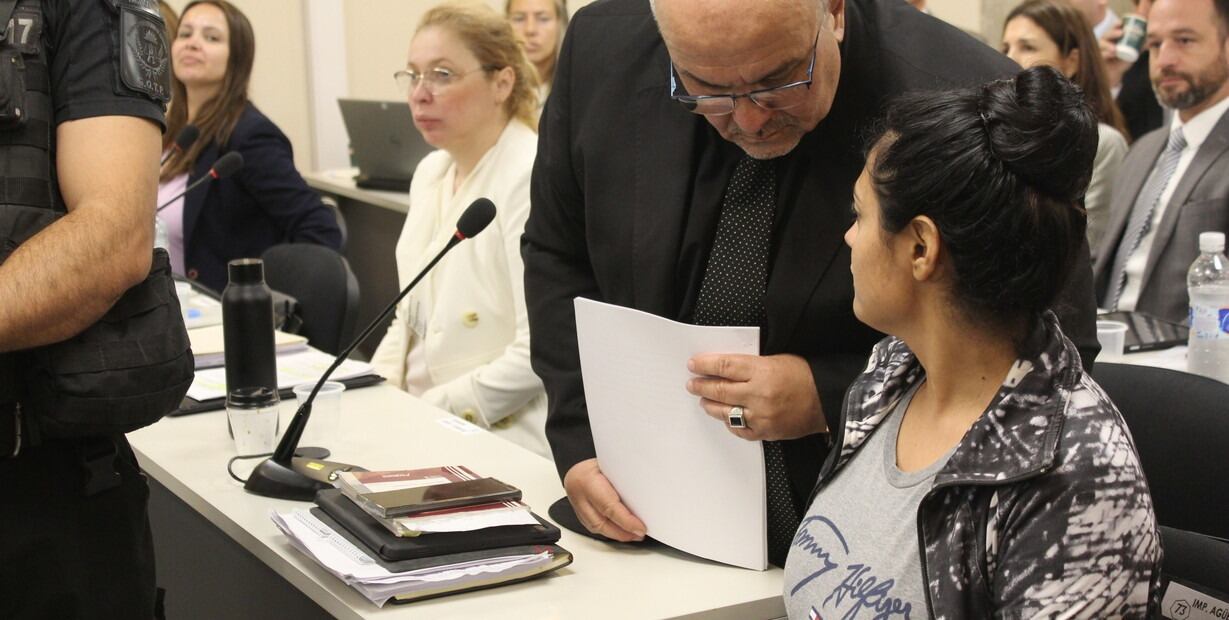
[{"left": 272, "top": 466, "right": 571, "bottom": 606}]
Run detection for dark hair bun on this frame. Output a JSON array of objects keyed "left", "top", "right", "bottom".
[
  {"left": 869, "top": 66, "right": 1098, "bottom": 343},
  {"left": 978, "top": 66, "right": 1098, "bottom": 202}
]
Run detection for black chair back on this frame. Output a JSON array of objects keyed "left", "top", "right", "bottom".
[
  {"left": 320, "top": 195, "right": 348, "bottom": 253},
  {"left": 1156, "top": 526, "right": 1229, "bottom": 619},
  {"left": 1090, "top": 362, "right": 1229, "bottom": 540},
  {"left": 260, "top": 243, "right": 359, "bottom": 356}
]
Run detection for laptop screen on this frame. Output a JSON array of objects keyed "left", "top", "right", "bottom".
[
  {"left": 1097, "top": 310, "right": 1189, "bottom": 352},
  {"left": 337, "top": 99, "right": 434, "bottom": 191}
]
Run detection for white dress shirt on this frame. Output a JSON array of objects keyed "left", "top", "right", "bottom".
[{"left": 1118, "top": 95, "right": 1229, "bottom": 310}]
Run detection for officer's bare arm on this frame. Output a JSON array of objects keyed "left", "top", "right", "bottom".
[{"left": 0, "top": 116, "right": 159, "bottom": 352}]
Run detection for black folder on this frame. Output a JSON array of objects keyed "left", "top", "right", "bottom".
[{"left": 314, "top": 488, "right": 561, "bottom": 562}]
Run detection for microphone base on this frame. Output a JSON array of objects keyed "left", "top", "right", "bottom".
[{"left": 243, "top": 454, "right": 365, "bottom": 501}]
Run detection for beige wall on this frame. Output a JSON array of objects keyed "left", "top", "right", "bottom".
[
  {"left": 165, "top": 0, "right": 1145, "bottom": 170},
  {"left": 171, "top": 0, "right": 1007, "bottom": 172},
  {"left": 341, "top": 1, "right": 487, "bottom": 103},
  {"left": 931, "top": 0, "right": 983, "bottom": 33},
  {"left": 167, "top": 0, "right": 604, "bottom": 171},
  {"left": 166, "top": 0, "right": 315, "bottom": 171},
  {"left": 342, "top": 0, "right": 596, "bottom": 102}
]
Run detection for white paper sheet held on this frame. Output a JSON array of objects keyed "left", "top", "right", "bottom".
[{"left": 574, "top": 297, "right": 766, "bottom": 570}]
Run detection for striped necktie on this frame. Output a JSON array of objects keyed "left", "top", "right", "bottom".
[{"left": 1107, "top": 128, "right": 1188, "bottom": 310}]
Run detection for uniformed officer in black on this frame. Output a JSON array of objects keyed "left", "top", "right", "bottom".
[{"left": 0, "top": 0, "right": 171, "bottom": 618}]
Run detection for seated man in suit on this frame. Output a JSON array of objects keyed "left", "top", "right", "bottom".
[
  {"left": 523, "top": 0, "right": 1101, "bottom": 566},
  {"left": 1094, "top": 0, "right": 1229, "bottom": 324}
]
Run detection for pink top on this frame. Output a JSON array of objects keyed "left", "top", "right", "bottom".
[{"left": 156, "top": 172, "right": 189, "bottom": 276}]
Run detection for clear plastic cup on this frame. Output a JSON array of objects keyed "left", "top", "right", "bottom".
[
  {"left": 1115, "top": 14, "right": 1147, "bottom": 63},
  {"left": 293, "top": 381, "right": 345, "bottom": 446},
  {"left": 226, "top": 386, "right": 280, "bottom": 455},
  {"left": 1096, "top": 320, "right": 1129, "bottom": 362}
]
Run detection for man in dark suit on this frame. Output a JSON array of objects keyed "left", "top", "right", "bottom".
[
  {"left": 523, "top": 0, "right": 1100, "bottom": 565},
  {"left": 1094, "top": 0, "right": 1229, "bottom": 324}
]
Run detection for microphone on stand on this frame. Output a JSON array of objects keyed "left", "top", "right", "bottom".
[
  {"left": 156, "top": 151, "right": 244, "bottom": 213},
  {"left": 160, "top": 124, "right": 199, "bottom": 166},
  {"left": 243, "top": 198, "right": 499, "bottom": 501}
]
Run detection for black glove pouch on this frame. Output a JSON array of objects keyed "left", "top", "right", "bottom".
[{"left": 22, "top": 248, "right": 195, "bottom": 438}]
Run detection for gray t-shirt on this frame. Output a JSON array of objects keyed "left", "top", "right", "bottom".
[{"left": 782, "top": 384, "right": 953, "bottom": 620}]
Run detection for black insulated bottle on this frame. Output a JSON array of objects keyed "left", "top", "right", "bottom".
[{"left": 222, "top": 258, "right": 278, "bottom": 399}]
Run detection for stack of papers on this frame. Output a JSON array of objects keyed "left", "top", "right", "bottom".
[
  {"left": 273, "top": 465, "right": 571, "bottom": 605},
  {"left": 272, "top": 509, "right": 567, "bottom": 606},
  {"left": 187, "top": 325, "right": 309, "bottom": 369}
]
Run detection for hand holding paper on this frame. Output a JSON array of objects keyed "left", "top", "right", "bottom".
[
  {"left": 574, "top": 298, "right": 767, "bottom": 570},
  {"left": 562, "top": 457, "right": 646, "bottom": 542},
  {"left": 687, "top": 352, "right": 825, "bottom": 441}
]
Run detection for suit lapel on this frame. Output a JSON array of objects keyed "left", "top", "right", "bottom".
[
  {"left": 1144, "top": 115, "right": 1229, "bottom": 287},
  {"left": 630, "top": 54, "right": 696, "bottom": 316},
  {"left": 767, "top": 28, "right": 871, "bottom": 346},
  {"left": 767, "top": 129, "right": 861, "bottom": 345},
  {"left": 1095, "top": 130, "right": 1165, "bottom": 273}
]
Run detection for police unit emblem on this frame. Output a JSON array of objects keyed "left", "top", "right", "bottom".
[{"left": 119, "top": 8, "right": 170, "bottom": 102}]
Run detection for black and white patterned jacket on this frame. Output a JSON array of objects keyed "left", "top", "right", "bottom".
[{"left": 808, "top": 312, "right": 1162, "bottom": 618}]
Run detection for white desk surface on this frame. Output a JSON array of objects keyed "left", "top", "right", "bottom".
[
  {"left": 129, "top": 383, "right": 786, "bottom": 619},
  {"left": 1113, "top": 344, "right": 1229, "bottom": 384},
  {"left": 305, "top": 168, "right": 412, "bottom": 214},
  {"left": 1114, "top": 345, "right": 1190, "bottom": 373}
]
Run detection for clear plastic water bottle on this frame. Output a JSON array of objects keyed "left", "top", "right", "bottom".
[
  {"left": 154, "top": 215, "right": 169, "bottom": 250},
  {"left": 1186, "top": 231, "right": 1229, "bottom": 383}
]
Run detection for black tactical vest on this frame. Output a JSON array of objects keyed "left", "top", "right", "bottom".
[
  {"left": 0, "top": 0, "right": 194, "bottom": 439},
  {"left": 0, "top": 0, "right": 57, "bottom": 404}
]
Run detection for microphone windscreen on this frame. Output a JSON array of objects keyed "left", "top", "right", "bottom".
[
  {"left": 212, "top": 151, "right": 245, "bottom": 178},
  {"left": 456, "top": 198, "right": 496, "bottom": 239},
  {"left": 175, "top": 124, "right": 200, "bottom": 151}
]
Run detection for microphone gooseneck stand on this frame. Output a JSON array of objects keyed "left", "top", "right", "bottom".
[{"left": 243, "top": 198, "right": 498, "bottom": 501}]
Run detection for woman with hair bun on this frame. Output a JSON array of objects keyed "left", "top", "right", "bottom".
[
  {"left": 372, "top": 4, "right": 548, "bottom": 457},
  {"left": 782, "top": 67, "right": 1159, "bottom": 618}
]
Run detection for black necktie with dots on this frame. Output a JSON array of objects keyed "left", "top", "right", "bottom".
[{"left": 693, "top": 155, "right": 799, "bottom": 567}]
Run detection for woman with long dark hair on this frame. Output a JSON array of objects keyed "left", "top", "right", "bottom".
[
  {"left": 158, "top": 0, "right": 340, "bottom": 292},
  {"left": 1002, "top": 0, "right": 1130, "bottom": 249},
  {"left": 782, "top": 67, "right": 1159, "bottom": 618}
]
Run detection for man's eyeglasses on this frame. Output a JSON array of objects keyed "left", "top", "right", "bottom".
[
  {"left": 669, "top": 32, "right": 819, "bottom": 116},
  {"left": 394, "top": 65, "right": 498, "bottom": 96}
]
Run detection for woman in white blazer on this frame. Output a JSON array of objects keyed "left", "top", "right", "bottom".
[{"left": 372, "top": 5, "right": 548, "bottom": 457}]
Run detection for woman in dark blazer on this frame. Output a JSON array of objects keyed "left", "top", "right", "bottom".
[{"left": 157, "top": 0, "right": 340, "bottom": 293}]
